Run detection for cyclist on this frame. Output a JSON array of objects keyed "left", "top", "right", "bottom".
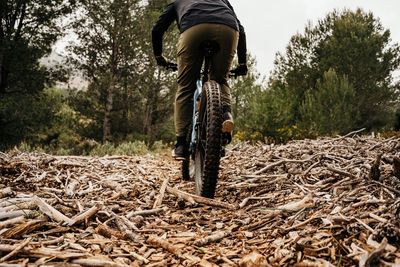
[{"left": 152, "top": 0, "right": 248, "bottom": 160}]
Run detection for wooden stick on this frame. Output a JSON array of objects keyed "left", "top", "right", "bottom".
[
  {"left": 166, "top": 186, "right": 236, "bottom": 210},
  {"left": 369, "top": 213, "right": 388, "bottom": 223},
  {"left": 95, "top": 224, "right": 125, "bottom": 239},
  {"left": 0, "top": 244, "right": 88, "bottom": 259},
  {"left": 0, "top": 197, "right": 33, "bottom": 208},
  {"left": 193, "top": 231, "right": 229, "bottom": 246},
  {"left": 255, "top": 154, "right": 320, "bottom": 175},
  {"left": 326, "top": 166, "right": 357, "bottom": 179},
  {"left": 119, "top": 215, "right": 139, "bottom": 231},
  {"left": 0, "top": 216, "right": 25, "bottom": 230},
  {"left": 68, "top": 204, "right": 100, "bottom": 226},
  {"left": 153, "top": 177, "right": 169, "bottom": 209},
  {"left": 129, "top": 251, "right": 150, "bottom": 264},
  {"left": 126, "top": 207, "right": 166, "bottom": 219},
  {"left": 282, "top": 216, "right": 319, "bottom": 232},
  {"left": 0, "top": 237, "right": 31, "bottom": 262},
  {"left": 276, "top": 194, "right": 314, "bottom": 212},
  {"left": 120, "top": 246, "right": 149, "bottom": 264},
  {"left": 371, "top": 181, "right": 400, "bottom": 195},
  {"left": 1, "top": 200, "right": 36, "bottom": 213},
  {"left": 166, "top": 186, "right": 196, "bottom": 205},
  {"left": 147, "top": 236, "right": 181, "bottom": 255},
  {"left": 33, "top": 196, "right": 74, "bottom": 225},
  {"left": 239, "top": 196, "right": 275, "bottom": 209},
  {"left": 324, "top": 128, "right": 366, "bottom": 143},
  {"left": 0, "top": 210, "right": 31, "bottom": 221},
  {"left": 0, "top": 187, "right": 13, "bottom": 199},
  {"left": 72, "top": 257, "right": 122, "bottom": 267},
  {"left": 1, "top": 219, "right": 46, "bottom": 239}
]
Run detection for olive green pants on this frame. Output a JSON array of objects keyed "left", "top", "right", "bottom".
[{"left": 175, "top": 23, "right": 239, "bottom": 137}]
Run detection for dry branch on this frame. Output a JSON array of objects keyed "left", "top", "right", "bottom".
[
  {"left": 166, "top": 186, "right": 236, "bottom": 210},
  {"left": 0, "top": 244, "right": 88, "bottom": 259},
  {"left": 0, "top": 238, "right": 31, "bottom": 262},
  {"left": 1, "top": 219, "right": 46, "bottom": 239},
  {"left": 276, "top": 194, "right": 314, "bottom": 212},
  {"left": 0, "top": 188, "right": 13, "bottom": 199},
  {"left": 69, "top": 204, "right": 100, "bottom": 226},
  {"left": 1, "top": 135, "right": 399, "bottom": 266},
  {"left": 147, "top": 236, "right": 181, "bottom": 255},
  {"left": 126, "top": 207, "right": 166, "bottom": 218},
  {"left": 0, "top": 216, "right": 25, "bottom": 230},
  {"left": 193, "top": 231, "right": 229, "bottom": 246},
  {"left": 153, "top": 177, "right": 169, "bottom": 209},
  {"left": 254, "top": 154, "right": 320, "bottom": 175},
  {"left": 33, "top": 196, "right": 74, "bottom": 224}
]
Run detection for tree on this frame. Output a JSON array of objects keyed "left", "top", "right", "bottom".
[
  {"left": 0, "top": 0, "right": 74, "bottom": 94},
  {"left": 69, "top": 0, "right": 178, "bottom": 144},
  {"left": 133, "top": 0, "right": 178, "bottom": 144},
  {"left": 70, "top": 0, "right": 142, "bottom": 142},
  {"left": 0, "top": 0, "right": 74, "bottom": 148},
  {"left": 270, "top": 8, "right": 400, "bottom": 132},
  {"left": 300, "top": 69, "right": 357, "bottom": 135},
  {"left": 230, "top": 56, "right": 263, "bottom": 138}
]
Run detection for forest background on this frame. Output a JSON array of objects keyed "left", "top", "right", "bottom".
[{"left": 1, "top": 0, "right": 400, "bottom": 156}]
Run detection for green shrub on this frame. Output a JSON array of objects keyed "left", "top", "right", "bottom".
[
  {"left": 114, "top": 141, "right": 148, "bottom": 155},
  {"left": 88, "top": 142, "right": 116, "bottom": 156},
  {"left": 300, "top": 69, "right": 358, "bottom": 136}
]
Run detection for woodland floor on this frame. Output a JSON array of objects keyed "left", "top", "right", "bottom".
[{"left": 1, "top": 132, "right": 400, "bottom": 267}]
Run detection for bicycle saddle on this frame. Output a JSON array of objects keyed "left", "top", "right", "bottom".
[{"left": 199, "top": 41, "right": 220, "bottom": 56}]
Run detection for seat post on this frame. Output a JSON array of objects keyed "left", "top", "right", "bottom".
[{"left": 200, "top": 41, "right": 220, "bottom": 84}]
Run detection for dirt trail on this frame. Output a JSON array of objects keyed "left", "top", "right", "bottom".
[{"left": 1, "top": 134, "right": 400, "bottom": 266}]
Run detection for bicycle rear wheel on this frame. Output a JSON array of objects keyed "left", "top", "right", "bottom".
[{"left": 195, "top": 80, "right": 222, "bottom": 198}]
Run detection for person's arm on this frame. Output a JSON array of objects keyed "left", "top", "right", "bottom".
[
  {"left": 222, "top": 0, "right": 247, "bottom": 65},
  {"left": 152, "top": 3, "right": 176, "bottom": 58},
  {"left": 236, "top": 21, "right": 247, "bottom": 65}
]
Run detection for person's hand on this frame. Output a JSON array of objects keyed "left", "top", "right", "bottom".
[
  {"left": 155, "top": 56, "right": 177, "bottom": 71},
  {"left": 231, "top": 64, "right": 248, "bottom": 77},
  {"left": 155, "top": 55, "right": 168, "bottom": 67}
]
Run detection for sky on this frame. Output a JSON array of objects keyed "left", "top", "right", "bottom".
[{"left": 229, "top": 0, "right": 400, "bottom": 80}]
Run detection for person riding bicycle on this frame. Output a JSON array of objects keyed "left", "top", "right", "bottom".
[{"left": 152, "top": 0, "right": 248, "bottom": 160}]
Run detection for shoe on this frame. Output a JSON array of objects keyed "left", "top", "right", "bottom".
[
  {"left": 172, "top": 142, "right": 188, "bottom": 160},
  {"left": 220, "top": 147, "right": 226, "bottom": 157},
  {"left": 222, "top": 111, "right": 234, "bottom": 133},
  {"left": 221, "top": 132, "right": 232, "bottom": 145}
]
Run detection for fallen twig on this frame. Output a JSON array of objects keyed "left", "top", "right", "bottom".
[{"left": 0, "top": 237, "right": 32, "bottom": 262}]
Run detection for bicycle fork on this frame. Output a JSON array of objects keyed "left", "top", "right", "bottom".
[{"left": 189, "top": 80, "right": 202, "bottom": 155}]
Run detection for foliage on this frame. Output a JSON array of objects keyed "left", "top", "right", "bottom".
[
  {"left": 299, "top": 69, "right": 358, "bottom": 135},
  {"left": 268, "top": 8, "right": 400, "bottom": 137},
  {"left": 0, "top": 0, "right": 74, "bottom": 93},
  {"left": 68, "top": 0, "right": 178, "bottom": 144},
  {"left": 0, "top": 0, "right": 75, "bottom": 149},
  {"left": 4, "top": 4, "right": 400, "bottom": 153},
  {"left": 0, "top": 88, "right": 64, "bottom": 150}
]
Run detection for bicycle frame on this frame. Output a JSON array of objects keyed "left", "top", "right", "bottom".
[{"left": 189, "top": 79, "right": 202, "bottom": 155}]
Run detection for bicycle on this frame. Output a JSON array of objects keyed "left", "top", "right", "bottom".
[{"left": 166, "top": 41, "right": 244, "bottom": 199}]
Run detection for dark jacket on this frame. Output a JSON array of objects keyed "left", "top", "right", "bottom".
[{"left": 152, "top": 0, "right": 247, "bottom": 64}]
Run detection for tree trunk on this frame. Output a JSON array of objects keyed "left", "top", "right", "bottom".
[
  {"left": 0, "top": 59, "right": 8, "bottom": 94},
  {"left": 103, "top": 76, "right": 115, "bottom": 143},
  {"left": 0, "top": 2, "right": 27, "bottom": 94}
]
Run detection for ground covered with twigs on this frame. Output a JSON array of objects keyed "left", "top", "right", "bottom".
[{"left": 1, "top": 133, "right": 400, "bottom": 266}]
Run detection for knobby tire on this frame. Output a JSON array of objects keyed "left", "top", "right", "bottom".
[{"left": 195, "top": 80, "right": 222, "bottom": 198}]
